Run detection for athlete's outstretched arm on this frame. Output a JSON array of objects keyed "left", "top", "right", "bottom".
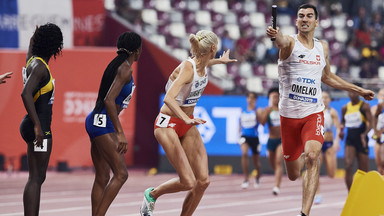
[
  {"left": 266, "top": 26, "right": 294, "bottom": 61},
  {"left": 207, "top": 50, "right": 237, "bottom": 66},
  {"left": 0, "top": 72, "right": 13, "bottom": 84},
  {"left": 321, "top": 41, "right": 374, "bottom": 100}
]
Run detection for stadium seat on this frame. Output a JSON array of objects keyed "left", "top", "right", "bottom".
[
  {"left": 332, "top": 14, "right": 347, "bottom": 29},
  {"left": 335, "top": 28, "right": 348, "bottom": 43},
  {"left": 211, "top": 0, "right": 228, "bottom": 13},
  {"left": 195, "top": 10, "right": 212, "bottom": 26},
  {"left": 249, "top": 12, "right": 266, "bottom": 28},
  {"left": 378, "top": 66, "right": 384, "bottom": 81},
  {"left": 169, "top": 10, "right": 183, "bottom": 22},
  {"left": 149, "top": 34, "right": 167, "bottom": 47},
  {"left": 169, "top": 23, "right": 186, "bottom": 38},
  {"left": 280, "top": 26, "right": 296, "bottom": 36},
  {"left": 211, "top": 64, "right": 229, "bottom": 79},
  {"left": 246, "top": 77, "right": 263, "bottom": 93},
  {"left": 172, "top": 48, "right": 189, "bottom": 60},
  {"left": 224, "top": 11, "right": 237, "bottom": 24},
  {"left": 243, "top": 0, "right": 257, "bottom": 13},
  {"left": 265, "top": 63, "right": 278, "bottom": 79},
  {"left": 224, "top": 24, "right": 240, "bottom": 40},
  {"left": 155, "top": 0, "right": 171, "bottom": 11},
  {"left": 141, "top": 9, "right": 158, "bottom": 25},
  {"left": 277, "top": 14, "right": 292, "bottom": 27},
  {"left": 239, "top": 62, "right": 253, "bottom": 78},
  {"left": 187, "top": 0, "right": 200, "bottom": 11},
  {"left": 128, "top": 0, "right": 143, "bottom": 10}
]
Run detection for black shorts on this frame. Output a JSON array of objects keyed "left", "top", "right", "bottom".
[
  {"left": 346, "top": 129, "right": 368, "bottom": 155},
  {"left": 20, "top": 115, "right": 52, "bottom": 143},
  {"left": 240, "top": 136, "right": 260, "bottom": 155}
]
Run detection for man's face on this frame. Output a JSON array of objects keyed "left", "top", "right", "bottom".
[{"left": 296, "top": 8, "right": 318, "bottom": 33}]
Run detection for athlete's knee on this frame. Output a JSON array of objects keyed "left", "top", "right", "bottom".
[
  {"left": 304, "top": 151, "right": 320, "bottom": 166},
  {"left": 29, "top": 173, "right": 46, "bottom": 185},
  {"left": 95, "top": 173, "right": 111, "bottom": 186},
  {"left": 195, "top": 176, "right": 210, "bottom": 191},
  {"left": 287, "top": 171, "right": 300, "bottom": 181},
  {"left": 114, "top": 169, "right": 128, "bottom": 183}
]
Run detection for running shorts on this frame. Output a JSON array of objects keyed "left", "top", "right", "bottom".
[
  {"left": 267, "top": 138, "right": 282, "bottom": 152},
  {"left": 239, "top": 136, "right": 260, "bottom": 155},
  {"left": 85, "top": 109, "right": 115, "bottom": 139},
  {"left": 280, "top": 112, "right": 324, "bottom": 161},
  {"left": 20, "top": 115, "right": 52, "bottom": 143},
  {"left": 346, "top": 128, "right": 369, "bottom": 154},
  {"left": 154, "top": 113, "right": 193, "bottom": 138},
  {"left": 321, "top": 141, "right": 333, "bottom": 153}
]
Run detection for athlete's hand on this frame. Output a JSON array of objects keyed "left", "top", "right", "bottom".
[
  {"left": 116, "top": 132, "right": 128, "bottom": 154},
  {"left": 0, "top": 72, "right": 13, "bottom": 84},
  {"left": 361, "top": 134, "right": 367, "bottom": 148},
  {"left": 33, "top": 125, "right": 44, "bottom": 147},
  {"left": 184, "top": 118, "right": 206, "bottom": 125},
  {"left": 219, "top": 50, "right": 237, "bottom": 64},
  {"left": 266, "top": 26, "right": 280, "bottom": 39},
  {"left": 360, "top": 89, "right": 375, "bottom": 101}
]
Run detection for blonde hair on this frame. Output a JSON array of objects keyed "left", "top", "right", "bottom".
[{"left": 189, "top": 30, "right": 218, "bottom": 58}]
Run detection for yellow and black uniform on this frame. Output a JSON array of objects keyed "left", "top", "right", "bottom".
[
  {"left": 20, "top": 57, "right": 55, "bottom": 142},
  {"left": 344, "top": 100, "right": 369, "bottom": 154}
]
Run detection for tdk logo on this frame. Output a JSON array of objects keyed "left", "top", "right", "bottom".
[{"left": 297, "top": 77, "right": 315, "bottom": 84}]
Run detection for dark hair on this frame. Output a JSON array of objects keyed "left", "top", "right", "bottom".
[
  {"left": 93, "top": 32, "right": 142, "bottom": 113},
  {"left": 298, "top": 4, "right": 318, "bottom": 20},
  {"left": 268, "top": 87, "right": 279, "bottom": 97},
  {"left": 32, "top": 23, "right": 63, "bottom": 60},
  {"left": 246, "top": 91, "right": 258, "bottom": 99}
]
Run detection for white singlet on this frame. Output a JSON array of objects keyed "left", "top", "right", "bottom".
[
  {"left": 165, "top": 58, "right": 208, "bottom": 107},
  {"left": 278, "top": 35, "right": 326, "bottom": 118}
]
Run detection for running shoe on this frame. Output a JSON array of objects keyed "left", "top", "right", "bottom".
[
  {"left": 314, "top": 194, "right": 322, "bottom": 204},
  {"left": 241, "top": 181, "right": 249, "bottom": 189},
  {"left": 254, "top": 178, "right": 260, "bottom": 189},
  {"left": 272, "top": 186, "right": 280, "bottom": 195},
  {"left": 140, "top": 187, "right": 156, "bottom": 216}
]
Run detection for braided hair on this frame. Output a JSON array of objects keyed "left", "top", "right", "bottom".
[
  {"left": 93, "top": 32, "right": 142, "bottom": 113},
  {"left": 31, "top": 23, "right": 63, "bottom": 60}
]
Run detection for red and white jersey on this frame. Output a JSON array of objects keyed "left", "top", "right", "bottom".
[
  {"left": 165, "top": 58, "right": 208, "bottom": 107},
  {"left": 278, "top": 35, "right": 326, "bottom": 119}
]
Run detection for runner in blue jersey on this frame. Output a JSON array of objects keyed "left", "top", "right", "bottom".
[{"left": 239, "top": 92, "right": 263, "bottom": 189}]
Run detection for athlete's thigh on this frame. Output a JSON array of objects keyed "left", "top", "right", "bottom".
[
  {"left": 155, "top": 128, "right": 194, "bottom": 176},
  {"left": 181, "top": 126, "right": 209, "bottom": 178},
  {"left": 26, "top": 138, "right": 52, "bottom": 175},
  {"left": 344, "top": 145, "right": 356, "bottom": 165},
  {"left": 92, "top": 133, "right": 125, "bottom": 171},
  {"left": 91, "top": 139, "right": 110, "bottom": 175},
  {"left": 357, "top": 152, "right": 369, "bottom": 171},
  {"left": 240, "top": 142, "right": 250, "bottom": 154}
]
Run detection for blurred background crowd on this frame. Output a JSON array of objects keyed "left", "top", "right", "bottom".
[{"left": 114, "top": 0, "right": 384, "bottom": 96}]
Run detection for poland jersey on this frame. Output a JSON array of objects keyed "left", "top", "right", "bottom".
[
  {"left": 165, "top": 58, "right": 208, "bottom": 107},
  {"left": 278, "top": 35, "right": 326, "bottom": 118}
]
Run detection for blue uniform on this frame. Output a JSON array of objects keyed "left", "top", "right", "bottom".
[
  {"left": 85, "top": 69, "right": 135, "bottom": 139},
  {"left": 239, "top": 108, "right": 260, "bottom": 154}
]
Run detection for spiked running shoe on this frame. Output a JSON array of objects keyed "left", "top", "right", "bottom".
[{"left": 140, "top": 187, "right": 156, "bottom": 216}]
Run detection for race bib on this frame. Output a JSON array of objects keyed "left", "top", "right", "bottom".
[
  {"left": 156, "top": 113, "right": 170, "bottom": 128},
  {"left": 34, "top": 139, "right": 48, "bottom": 152},
  {"left": 93, "top": 114, "right": 107, "bottom": 127}
]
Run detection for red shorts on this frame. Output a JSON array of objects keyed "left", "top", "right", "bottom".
[
  {"left": 280, "top": 112, "right": 324, "bottom": 161},
  {"left": 154, "top": 113, "right": 193, "bottom": 138}
]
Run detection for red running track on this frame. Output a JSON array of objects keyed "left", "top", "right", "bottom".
[{"left": 0, "top": 170, "right": 348, "bottom": 216}]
